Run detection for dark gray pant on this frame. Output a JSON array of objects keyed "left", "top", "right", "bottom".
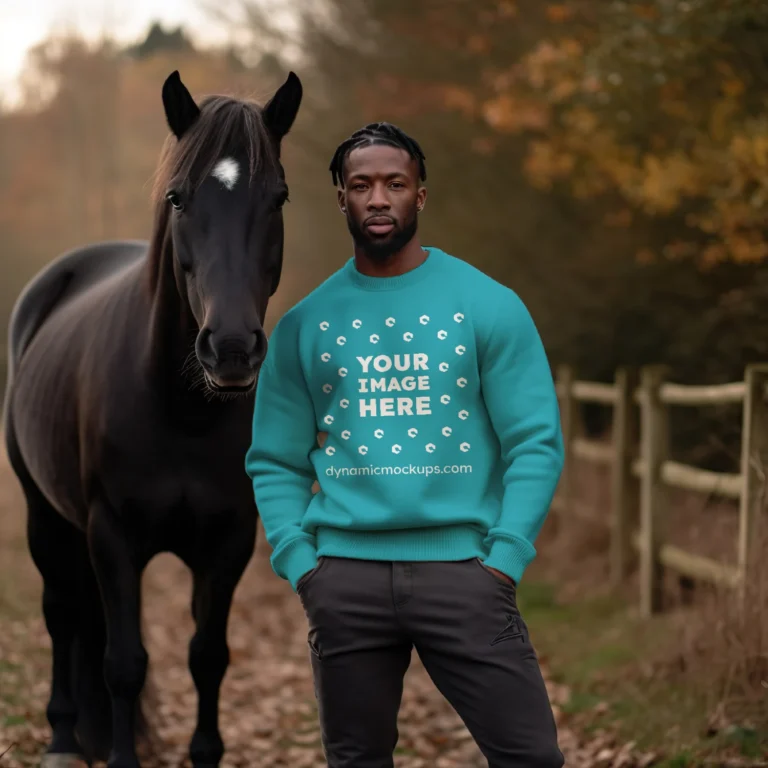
[{"left": 296, "top": 556, "right": 564, "bottom": 768}]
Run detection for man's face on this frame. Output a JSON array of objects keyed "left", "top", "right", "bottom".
[{"left": 338, "top": 143, "right": 427, "bottom": 261}]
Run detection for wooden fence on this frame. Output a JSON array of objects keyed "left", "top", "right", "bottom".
[{"left": 553, "top": 363, "right": 768, "bottom": 616}]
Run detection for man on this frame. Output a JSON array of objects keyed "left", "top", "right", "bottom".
[{"left": 245, "top": 122, "right": 565, "bottom": 767}]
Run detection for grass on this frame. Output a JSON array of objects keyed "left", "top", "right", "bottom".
[{"left": 517, "top": 580, "right": 768, "bottom": 766}]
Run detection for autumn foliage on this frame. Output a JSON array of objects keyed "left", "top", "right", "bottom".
[{"left": 458, "top": 2, "right": 768, "bottom": 267}]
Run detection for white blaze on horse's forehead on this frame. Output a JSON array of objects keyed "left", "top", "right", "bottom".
[{"left": 211, "top": 157, "right": 240, "bottom": 190}]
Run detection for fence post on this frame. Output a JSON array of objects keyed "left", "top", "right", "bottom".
[
  {"left": 639, "top": 365, "right": 668, "bottom": 617},
  {"left": 737, "top": 364, "right": 768, "bottom": 602},
  {"left": 611, "top": 367, "right": 639, "bottom": 586},
  {"left": 556, "top": 365, "right": 577, "bottom": 517}
]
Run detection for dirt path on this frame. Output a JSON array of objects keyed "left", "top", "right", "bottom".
[{"left": 0, "top": 448, "right": 610, "bottom": 768}]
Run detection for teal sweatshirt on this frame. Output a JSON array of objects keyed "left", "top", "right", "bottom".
[{"left": 245, "top": 247, "right": 564, "bottom": 591}]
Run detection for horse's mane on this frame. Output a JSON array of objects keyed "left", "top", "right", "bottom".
[
  {"left": 151, "top": 93, "right": 280, "bottom": 204},
  {"left": 146, "top": 93, "right": 281, "bottom": 292}
]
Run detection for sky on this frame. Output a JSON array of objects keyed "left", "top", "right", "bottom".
[{"left": 0, "top": 0, "right": 249, "bottom": 106}]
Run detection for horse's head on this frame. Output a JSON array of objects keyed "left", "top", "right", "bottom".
[{"left": 156, "top": 70, "right": 302, "bottom": 394}]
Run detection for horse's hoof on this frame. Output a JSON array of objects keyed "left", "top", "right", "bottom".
[{"left": 40, "top": 754, "right": 90, "bottom": 768}]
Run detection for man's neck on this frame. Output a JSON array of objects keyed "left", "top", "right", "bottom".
[{"left": 354, "top": 238, "right": 428, "bottom": 278}]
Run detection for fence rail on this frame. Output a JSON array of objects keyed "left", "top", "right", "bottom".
[{"left": 553, "top": 363, "right": 768, "bottom": 616}]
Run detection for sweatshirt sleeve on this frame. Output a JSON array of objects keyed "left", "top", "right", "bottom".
[
  {"left": 244, "top": 312, "right": 319, "bottom": 591},
  {"left": 478, "top": 290, "right": 565, "bottom": 585}
]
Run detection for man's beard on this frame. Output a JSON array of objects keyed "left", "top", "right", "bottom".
[{"left": 347, "top": 210, "right": 418, "bottom": 262}]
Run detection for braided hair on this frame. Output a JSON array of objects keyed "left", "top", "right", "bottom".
[{"left": 329, "top": 122, "right": 427, "bottom": 187}]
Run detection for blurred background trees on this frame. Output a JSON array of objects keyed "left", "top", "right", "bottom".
[{"left": 3, "top": 0, "right": 768, "bottom": 468}]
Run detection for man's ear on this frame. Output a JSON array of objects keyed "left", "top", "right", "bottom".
[
  {"left": 337, "top": 188, "right": 347, "bottom": 214},
  {"left": 417, "top": 186, "right": 428, "bottom": 212}
]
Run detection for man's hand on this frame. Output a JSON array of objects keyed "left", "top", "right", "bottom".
[{"left": 485, "top": 565, "right": 516, "bottom": 586}]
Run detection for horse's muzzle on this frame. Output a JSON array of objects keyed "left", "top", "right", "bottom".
[{"left": 196, "top": 329, "right": 267, "bottom": 392}]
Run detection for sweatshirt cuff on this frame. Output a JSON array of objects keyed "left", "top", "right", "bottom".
[
  {"left": 272, "top": 536, "right": 318, "bottom": 591},
  {"left": 483, "top": 536, "right": 537, "bottom": 585}
]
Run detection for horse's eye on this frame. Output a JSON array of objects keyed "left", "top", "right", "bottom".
[{"left": 166, "top": 191, "right": 184, "bottom": 211}]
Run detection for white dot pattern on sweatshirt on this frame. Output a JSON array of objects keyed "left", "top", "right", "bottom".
[{"left": 316, "top": 311, "right": 473, "bottom": 457}]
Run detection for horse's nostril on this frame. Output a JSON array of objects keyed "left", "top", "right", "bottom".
[
  {"left": 250, "top": 330, "right": 267, "bottom": 363},
  {"left": 195, "top": 328, "right": 216, "bottom": 369}
]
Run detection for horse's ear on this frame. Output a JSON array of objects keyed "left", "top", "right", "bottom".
[
  {"left": 162, "top": 70, "right": 200, "bottom": 139},
  {"left": 263, "top": 71, "right": 303, "bottom": 141}
]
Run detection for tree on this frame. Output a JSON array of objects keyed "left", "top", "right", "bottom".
[
  {"left": 126, "top": 22, "right": 196, "bottom": 60},
  {"left": 473, "top": 1, "right": 768, "bottom": 267}
]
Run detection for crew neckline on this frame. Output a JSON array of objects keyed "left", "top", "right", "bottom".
[{"left": 344, "top": 246, "right": 443, "bottom": 291}]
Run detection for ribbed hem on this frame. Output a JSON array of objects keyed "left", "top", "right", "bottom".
[
  {"left": 483, "top": 536, "right": 537, "bottom": 585},
  {"left": 315, "top": 524, "right": 487, "bottom": 561},
  {"left": 343, "top": 247, "right": 443, "bottom": 291},
  {"left": 271, "top": 536, "right": 318, "bottom": 591}
]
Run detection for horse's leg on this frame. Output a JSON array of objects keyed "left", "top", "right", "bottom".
[
  {"left": 187, "top": 520, "right": 256, "bottom": 767},
  {"left": 25, "top": 483, "right": 89, "bottom": 766},
  {"left": 87, "top": 503, "right": 147, "bottom": 768}
]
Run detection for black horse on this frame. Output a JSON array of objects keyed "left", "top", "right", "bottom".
[{"left": 2, "top": 69, "right": 302, "bottom": 768}]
